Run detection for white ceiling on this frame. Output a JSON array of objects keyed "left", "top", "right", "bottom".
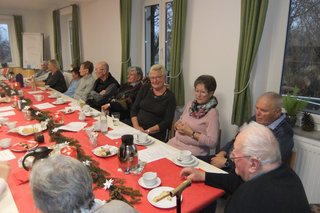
[{"left": 0, "top": 0, "right": 93, "bottom": 11}]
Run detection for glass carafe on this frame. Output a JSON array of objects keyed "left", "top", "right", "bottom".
[{"left": 118, "top": 134, "right": 138, "bottom": 174}]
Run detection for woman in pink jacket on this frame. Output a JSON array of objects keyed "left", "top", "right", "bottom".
[{"left": 168, "top": 75, "right": 219, "bottom": 156}]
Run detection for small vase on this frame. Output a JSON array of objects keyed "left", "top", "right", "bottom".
[{"left": 286, "top": 115, "right": 297, "bottom": 127}]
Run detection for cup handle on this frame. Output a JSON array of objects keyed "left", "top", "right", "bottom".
[{"left": 22, "top": 152, "right": 35, "bottom": 171}]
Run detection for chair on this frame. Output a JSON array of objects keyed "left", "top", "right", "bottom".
[{"left": 290, "top": 150, "right": 296, "bottom": 169}]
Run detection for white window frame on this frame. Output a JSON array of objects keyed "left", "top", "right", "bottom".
[
  {"left": 143, "top": 0, "right": 172, "bottom": 76},
  {"left": 60, "top": 7, "right": 73, "bottom": 70},
  {"left": 0, "top": 15, "right": 20, "bottom": 67}
]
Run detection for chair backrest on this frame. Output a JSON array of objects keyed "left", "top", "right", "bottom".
[{"left": 290, "top": 150, "right": 296, "bottom": 169}]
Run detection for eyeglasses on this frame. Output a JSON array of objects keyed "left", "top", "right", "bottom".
[
  {"left": 229, "top": 148, "right": 251, "bottom": 162},
  {"left": 229, "top": 155, "right": 251, "bottom": 162},
  {"left": 149, "top": 75, "right": 163, "bottom": 81}
]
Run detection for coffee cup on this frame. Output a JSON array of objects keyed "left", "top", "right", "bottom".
[
  {"left": 0, "top": 138, "right": 11, "bottom": 148},
  {"left": 142, "top": 172, "right": 157, "bottom": 186},
  {"left": 56, "top": 97, "right": 64, "bottom": 104},
  {"left": 137, "top": 132, "right": 148, "bottom": 143},
  {"left": 34, "top": 94, "right": 44, "bottom": 101},
  {"left": 111, "top": 112, "right": 120, "bottom": 126},
  {"left": 179, "top": 150, "right": 192, "bottom": 163},
  {"left": 82, "top": 104, "right": 90, "bottom": 112},
  {"left": 6, "top": 121, "right": 17, "bottom": 130}
]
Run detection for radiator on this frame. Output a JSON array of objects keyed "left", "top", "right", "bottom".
[{"left": 294, "top": 135, "right": 320, "bottom": 204}]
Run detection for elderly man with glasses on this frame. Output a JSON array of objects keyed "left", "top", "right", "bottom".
[{"left": 181, "top": 122, "right": 309, "bottom": 213}]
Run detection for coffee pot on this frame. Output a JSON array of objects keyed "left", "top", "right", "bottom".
[
  {"left": 22, "top": 146, "right": 53, "bottom": 171},
  {"left": 118, "top": 134, "right": 138, "bottom": 174}
]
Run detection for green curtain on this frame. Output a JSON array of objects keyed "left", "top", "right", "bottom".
[
  {"left": 120, "top": 0, "right": 132, "bottom": 84},
  {"left": 53, "top": 10, "right": 63, "bottom": 69},
  {"left": 169, "top": 0, "right": 187, "bottom": 106},
  {"left": 13, "top": 15, "right": 23, "bottom": 67},
  {"left": 72, "top": 4, "right": 81, "bottom": 68},
  {"left": 231, "top": 0, "right": 269, "bottom": 126}
]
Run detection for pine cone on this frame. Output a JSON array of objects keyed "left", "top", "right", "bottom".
[{"left": 302, "top": 112, "right": 315, "bottom": 131}]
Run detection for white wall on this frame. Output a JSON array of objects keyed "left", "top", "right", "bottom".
[{"left": 79, "top": 0, "right": 121, "bottom": 80}]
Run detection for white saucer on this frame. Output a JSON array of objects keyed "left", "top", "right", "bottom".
[
  {"left": 147, "top": 186, "right": 182, "bottom": 209},
  {"left": 172, "top": 155, "right": 199, "bottom": 167},
  {"left": 53, "top": 101, "right": 66, "bottom": 105},
  {"left": 134, "top": 138, "right": 154, "bottom": 146},
  {"left": 138, "top": 177, "right": 161, "bottom": 189}
]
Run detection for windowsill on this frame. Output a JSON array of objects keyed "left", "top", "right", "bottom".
[{"left": 293, "top": 126, "right": 320, "bottom": 141}]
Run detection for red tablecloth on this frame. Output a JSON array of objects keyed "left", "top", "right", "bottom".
[{"left": 2, "top": 87, "right": 224, "bottom": 213}]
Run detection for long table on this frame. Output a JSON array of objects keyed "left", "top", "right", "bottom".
[{"left": 0, "top": 84, "right": 225, "bottom": 213}]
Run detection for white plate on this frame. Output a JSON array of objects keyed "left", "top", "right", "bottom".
[
  {"left": 48, "top": 95, "right": 59, "bottom": 99},
  {"left": 147, "top": 186, "right": 182, "bottom": 209},
  {"left": 138, "top": 177, "right": 161, "bottom": 189},
  {"left": 134, "top": 138, "right": 154, "bottom": 146},
  {"left": 172, "top": 155, "right": 199, "bottom": 168},
  {"left": 9, "top": 123, "right": 47, "bottom": 136},
  {"left": 84, "top": 111, "right": 100, "bottom": 117},
  {"left": 60, "top": 108, "right": 75, "bottom": 114},
  {"left": 52, "top": 101, "right": 66, "bottom": 105},
  {"left": 92, "top": 145, "right": 118, "bottom": 158}
]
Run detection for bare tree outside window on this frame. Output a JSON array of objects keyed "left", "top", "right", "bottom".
[
  {"left": 281, "top": 0, "right": 320, "bottom": 114},
  {"left": 0, "top": 24, "right": 12, "bottom": 63},
  {"left": 144, "top": 1, "right": 173, "bottom": 82}
]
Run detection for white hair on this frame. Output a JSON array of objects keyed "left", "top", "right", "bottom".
[{"left": 239, "top": 121, "right": 281, "bottom": 165}]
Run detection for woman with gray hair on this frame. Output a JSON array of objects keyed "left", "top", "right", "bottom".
[{"left": 30, "top": 155, "right": 137, "bottom": 213}]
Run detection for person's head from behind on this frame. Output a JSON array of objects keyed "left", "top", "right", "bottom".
[
  {"left": 48, "top": 59, "right": 60, "bottom": 72},
  {"left": 1, "top": 62, "right": 8, "bottom": 68},
  {"left": 127, "top": 66, "right": 143, "bottom": 83},
  {"left": 231, "top": 122, "right": 281, "bottom": 181},
  {"left": 80, "top": 61, "right": 94, "bottom": 77},
  {"left": 194, "top": 75, "right": 217, "bottom": 105},
  {"left": 149, "top": 64, "right": 166, "bottom": 90},
  {"left": 41, "top": 61, "right": 48, "bottom": 71},
  {"left": 255, "top": 92, "right": 282, "bottom": 126},
  {"left": 30, "top": 155, "right": 94, "bottom": 213},
  {"left": 95, "top": 61, "right": 109, "bottom": 80},
  {"left": 71, "top": 67, "right": 81, "bottom": 80}
]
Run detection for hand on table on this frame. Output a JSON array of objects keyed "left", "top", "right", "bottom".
[
  {"left": 210, "top": 156, "right": 227, "bottom": 168},
  {"left": 99, "top": 90, "right": 107, "bottom": 96},
  {"left": 101, "top": 104, "right": 110, "bottom": 111},
  {"left": 180, "top": 168, "right": 205, "bottom": 182}
]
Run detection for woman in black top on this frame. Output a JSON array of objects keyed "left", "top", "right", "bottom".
[
  {"left": 131, "top": 64, "right": 176, "bottom": 141},
  {"left": 42, "top": 59, "right": 67, "bottom": 93}
]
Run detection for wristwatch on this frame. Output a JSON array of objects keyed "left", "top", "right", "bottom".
[
  {"left": 224, "top": 158, "right": 231, "bottom": 168},
  {"left": 191, "top": 131, "right": 196, "bottom": 139}
]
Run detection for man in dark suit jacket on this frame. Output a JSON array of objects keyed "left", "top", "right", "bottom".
[{"left": 86, "top": 61, "right": 120, "bottom": 110}]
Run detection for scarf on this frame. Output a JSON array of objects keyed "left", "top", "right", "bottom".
[{"left": 189, "top": 96, "right": 218, "bottom": 119}]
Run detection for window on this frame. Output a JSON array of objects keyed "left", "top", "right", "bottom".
[
  {"left": 60, "top": 9, "right": 73, "bottom": 70},
  {"left": 281, "top": 0, "right": 320, "bottom": 114},
  {"left": 144, "top": 0, "right": 173, "bottom": 82},
  {"left": 0, "top": 15, "right": 19, "bottom": 66}
]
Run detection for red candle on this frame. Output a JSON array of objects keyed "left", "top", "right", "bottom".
[
  {"left": 13, "top": 82, "right": 20, "bottom": 89},
  {"left": 54, "top": 112, "right": 64, "bottom": 124},
  {"left": 11, "top": 95, "right": 18, "bottom": 108}
]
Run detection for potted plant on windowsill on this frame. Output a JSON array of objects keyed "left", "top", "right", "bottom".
[{"left": 282, "top": 86, "right": 308, "bottom": 127}]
